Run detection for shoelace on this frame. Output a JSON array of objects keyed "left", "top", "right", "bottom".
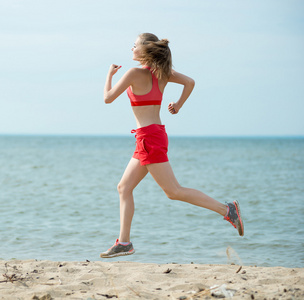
[
  {"left": 107, "top": 239, "right": 119, "bottom": 251},
  {"left": 224, "top": 215, "right": 237, "bottom": 228}
]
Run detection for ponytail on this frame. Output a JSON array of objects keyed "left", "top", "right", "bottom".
[{"left": 138, "top": 33, "right": 172, "bottom": 80}]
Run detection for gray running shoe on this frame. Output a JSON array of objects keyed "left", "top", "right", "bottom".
[
  {"left": 224, "top": 200, "right": 244, "bottom": 236},
  {"left": 100, "top": 239, "right": 135, "bottom": 258}
]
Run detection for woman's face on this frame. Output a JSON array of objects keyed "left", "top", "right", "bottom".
[{"left": 132, "top": 37, "right": 142, "bottom": 61}]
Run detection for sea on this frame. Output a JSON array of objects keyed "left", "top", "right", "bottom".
[{"left": 0, "top": 135, "right": 303, "bottom": 268}]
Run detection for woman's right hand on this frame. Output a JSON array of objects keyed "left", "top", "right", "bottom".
[
  {"left": 108, "top": 64, "right": 122, "bottom": 76},
  {"left": 168, "top": 102, "right": 180, "bottom": 114}
]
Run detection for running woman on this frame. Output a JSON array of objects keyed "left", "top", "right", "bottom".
[{"left": 100, "top": 33, "right": 244, "bottom": 258}]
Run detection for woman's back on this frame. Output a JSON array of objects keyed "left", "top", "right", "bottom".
[
  {"left": 128, "top": 67, "right": 167, "bottom": 95},
  {"left": 128, "top": 67, "right": 168, "bottom": 128}
]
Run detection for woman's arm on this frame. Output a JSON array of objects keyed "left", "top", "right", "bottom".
[
  {"left": 167, "top": 70, "right": 195, "bottom": 114},
  {"left": 104, "top": 65, "right": 136, "bottom": 104}
]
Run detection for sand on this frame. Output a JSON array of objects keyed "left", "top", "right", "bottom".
[{"left": 0, "top": 260, "right": 303, "bottom": 300}]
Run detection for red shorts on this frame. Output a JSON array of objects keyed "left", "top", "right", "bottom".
[{"left": 132, "top": 124, "right": 169, "bottom": 166}]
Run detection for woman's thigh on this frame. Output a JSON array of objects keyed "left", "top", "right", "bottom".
[
  {"left": 118, "top": 158, "right": 148, "bottom": 193},
  {"left": 146, "top": 162, "right": 181, "bottom": 197}
]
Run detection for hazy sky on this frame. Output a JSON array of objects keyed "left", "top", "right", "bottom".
[{"left": 1, "top": 0, "right": 303, "bottom": 136}]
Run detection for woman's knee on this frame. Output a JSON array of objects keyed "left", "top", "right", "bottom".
[
  {"left": 117, "top": 181, "right": 133, "bottom": 196},
  {"left": 164, "top": 186, "right": 183, "bottom": 200}
]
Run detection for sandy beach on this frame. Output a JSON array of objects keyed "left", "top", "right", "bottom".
[{"left": 0, "top": 260, "right": 303, "bottom": 300}]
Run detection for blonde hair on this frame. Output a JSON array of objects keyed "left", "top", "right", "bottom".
[{"left": 137, "top": 33, "right": 172, "bottom": 80}]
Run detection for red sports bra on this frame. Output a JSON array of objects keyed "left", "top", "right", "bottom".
[{"left": 127, "top": 66, "right": 163, "bottom": 106}]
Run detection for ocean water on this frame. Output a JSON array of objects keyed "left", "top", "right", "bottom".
[{"left": 0, "top": 135, "right": 303, "bottom": 268}]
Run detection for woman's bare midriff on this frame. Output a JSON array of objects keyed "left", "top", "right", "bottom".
[{"left": 132, "top": 105, "right": 162, "bottom": 128}]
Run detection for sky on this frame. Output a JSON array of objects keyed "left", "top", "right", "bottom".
[{"left": 0, "top": 0, "right": 303, "bottom": 136}]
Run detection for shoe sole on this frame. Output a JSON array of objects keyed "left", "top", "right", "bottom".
[
  {"left": 234, "top": 200, "right": 244, "bottom": 236},
  {"left": 100, "top": 249, "right": 135, "bottom": 258}
]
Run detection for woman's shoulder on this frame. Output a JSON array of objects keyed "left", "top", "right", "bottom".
[
  {"left": 124, "top": 67, "right": 151, "bottom": 82},
  {"left": 168, "top": 70, "right": 195, "bottom": 85},
  {"left": 124, "top": 67, "right": 147, "bottom": 77}
]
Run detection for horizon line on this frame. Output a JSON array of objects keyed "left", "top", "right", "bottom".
[{"left": 0, "top": 133, "right": 303, "bottom": 139}]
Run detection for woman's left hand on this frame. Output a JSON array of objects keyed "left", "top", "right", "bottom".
[
  {"left": 168, "top": 102, "right": 179, "bottom": 114},
  {"left": 108, "top": 64, "right": 122, "bottom": 76}
]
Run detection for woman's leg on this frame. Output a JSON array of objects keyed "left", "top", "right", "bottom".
[
  {"left": 117, "top": 158, "right": 148, "bottom": 242},
  {"left": 146, "top": 162, "right": 227, "bottom": 216}
]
